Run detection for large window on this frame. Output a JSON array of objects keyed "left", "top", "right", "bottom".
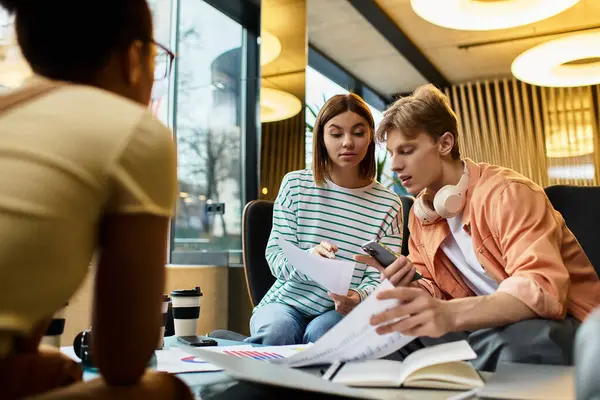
[
  {"left": 172, "top": 0, "right": 245, "bottom": 265},
  {"left": 149, "top": 0, "right": 259, "bottom": 265}
]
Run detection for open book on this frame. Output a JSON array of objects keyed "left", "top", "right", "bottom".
[{"left": 324, "top": 340, "right": 484, "bottom": 391}]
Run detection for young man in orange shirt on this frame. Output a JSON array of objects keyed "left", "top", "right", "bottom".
[{"left": 357, "top": 84, "right": 600, "bottom": 371}]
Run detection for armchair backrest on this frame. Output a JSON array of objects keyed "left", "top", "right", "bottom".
[
  {"left": 544, "top": 185, "right": 600, "bottom": 276},
  {"left": 242, "top": 200, "right": 276, "bottom": 307}
]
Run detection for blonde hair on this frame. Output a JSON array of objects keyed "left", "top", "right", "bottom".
[
  {"left": 376, "top": 84, "right": 460, "bottom": 159},
  {"left": 312, "top": 93, "right": 376, "bottom": 185}
]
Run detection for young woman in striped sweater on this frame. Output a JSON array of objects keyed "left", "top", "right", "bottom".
[{"left": 246, "top": 93, "right": 404, "bottom": 345}]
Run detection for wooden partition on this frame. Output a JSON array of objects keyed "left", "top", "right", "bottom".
[
  {"left": 164, "top": 265, "right": 229, "bottom": 336},
  {"left": 445, "top": 78, "right": 600, "bottom": 187}
]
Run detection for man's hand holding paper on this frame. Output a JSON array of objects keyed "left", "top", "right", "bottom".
[{"left": 371, "top": 287, "right": 455, "bottom": 338}]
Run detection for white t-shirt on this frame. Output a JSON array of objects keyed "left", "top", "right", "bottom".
[
  {"left": 0, "top": 78, "right": 177, "bottom": 354},
  {"left": 440, "top": 212, "right": 499, "bottom": 296}
]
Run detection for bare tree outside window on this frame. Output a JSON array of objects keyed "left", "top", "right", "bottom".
[{"left": 168, "top": 0, "right": 244, "bottom": 262}]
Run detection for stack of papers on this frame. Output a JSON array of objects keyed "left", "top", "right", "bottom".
[
  {"left": 182, "top": 280, "right": 414, "bottom": 369},
  {"left": 189, "top": 347, "right": 378, "bottom": 399},
  {"left": 267, "top": 240, "right": 415, "bottom": 367},
  {"left": 271, "top": 279, "right": 415, "bottom": 367}
]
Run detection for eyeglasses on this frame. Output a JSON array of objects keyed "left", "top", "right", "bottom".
[{"left": 154, "top": 41, "right": 176, "bottom": 81}]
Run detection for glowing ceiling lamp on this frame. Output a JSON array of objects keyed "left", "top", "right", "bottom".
[
  {"left": 512, "top": 31, "right": 600, "bottom": 87},
  {"left": 260, "top": 87, "right": 302, "bottom": 123},
  {"left": 410, "top": 0, "right": 580, "bottom": 31},
  {"left": 260, "top": 30, "right": 281, "bottom": 66}
]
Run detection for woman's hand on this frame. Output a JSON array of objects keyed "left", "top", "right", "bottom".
[
  {"left": 328, "top": 290, "right": 361, "bottom": 315},
  {"left": 312, "top": 241, "right": 338, "bottom": 259}
]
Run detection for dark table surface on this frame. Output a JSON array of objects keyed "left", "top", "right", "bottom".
[
  {"left": 67, "top": 335, "right": 479, "bottom": 399},
  {"left": 72, "top": 336, "right": 340, "bottom": 399}
]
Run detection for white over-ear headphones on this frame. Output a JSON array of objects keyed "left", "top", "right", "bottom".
[{"left": 413, "top": 162, "right": 469, "bottom": 224}]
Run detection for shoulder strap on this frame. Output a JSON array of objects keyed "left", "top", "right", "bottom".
[{"left": 0, "top": 80, "right": 65, "bottom": 115}]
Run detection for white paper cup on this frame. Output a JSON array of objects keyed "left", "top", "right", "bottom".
[
  {"left": 170, "top": 287, "right": 202, "bottom": 336},
  {"left": 41, "top": 303, "right": 68, "bottom": 348}
]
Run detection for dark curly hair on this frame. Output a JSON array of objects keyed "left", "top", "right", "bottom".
[{"left": 0, "top": 0, "right": 153, "bottom": 83}]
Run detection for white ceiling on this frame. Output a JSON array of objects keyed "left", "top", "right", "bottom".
[
  {"left": 308, "top": 0, "right": 600, "bottom": 96},
  {"left": 307, "top": 0, "right": 428, "bottom": 96}
]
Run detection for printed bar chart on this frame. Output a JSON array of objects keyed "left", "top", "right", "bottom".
[{"left": 222, "top": 349, "right": 287, "bottom": 360}]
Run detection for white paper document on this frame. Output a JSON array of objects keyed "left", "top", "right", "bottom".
[
  {"left": 278, "top": 238, "right": 355, "bottom": 295},
  {"left": 187, "top": 347, "right": 377, "bottom": 399},
  {"left": 156, "top": 347, "right": 223, "bottom": 373},
  {"left": 271, "top": 279, "right": 415, "bottom": 367}
]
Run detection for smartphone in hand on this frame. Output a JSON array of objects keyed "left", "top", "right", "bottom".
[{"left": 361, "top": 240, "right": 423, "bottom": 281}]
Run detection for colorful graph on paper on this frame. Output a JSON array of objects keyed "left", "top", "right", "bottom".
[
  {"left": 180, "top": 355, "right": 210, "bottom": 364},
  {"left": 221, "top": 349, "right": 287, "bottom": 360},
  {"left": 194, "top": 344, "right": 311, "bottom": 362}
]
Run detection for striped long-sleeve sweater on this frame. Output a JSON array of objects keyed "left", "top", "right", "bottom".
[{"left": 255, "top": 169, "right": 404, "bottom": 317}]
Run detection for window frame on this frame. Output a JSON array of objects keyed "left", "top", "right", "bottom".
[{"left": 163, "top": 0, "right": 261, "bottom": 264}]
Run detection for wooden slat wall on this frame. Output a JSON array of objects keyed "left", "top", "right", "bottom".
[
  {"left": 445, "top": 78, "right": 600, "bottom": 187},
  {"left": 260, "top": 110, "right": 306, "bottom": 201}
]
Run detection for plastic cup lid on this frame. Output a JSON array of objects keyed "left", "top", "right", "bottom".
[{"left": 170, "top": 286, "right": 203, "bottom": 297}]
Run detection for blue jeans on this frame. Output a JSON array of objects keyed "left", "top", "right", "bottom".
[{"left": 245, "top": 303, "right": 343, "bottom": 345}]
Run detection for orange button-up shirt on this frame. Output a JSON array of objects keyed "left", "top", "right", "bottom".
[{"left": 408, "top": 159, "right": 600, "bottom": 322}]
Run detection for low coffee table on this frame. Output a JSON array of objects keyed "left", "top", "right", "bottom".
[{"left": 63, "top": 336, "right": 483, "bottom": 399}]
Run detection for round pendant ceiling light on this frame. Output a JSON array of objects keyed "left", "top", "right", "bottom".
[
  {"left": 410, "top": 0, "right": 580, "bottom": 31},
  {"left": 260, "top": 87, "right": 302, "bottom": 123},
  {"left": 512, "top": 31, "right": 600, "bottom": 87},
  {"left": 260, "top": 30, "right": 281, "bottom": 66}
]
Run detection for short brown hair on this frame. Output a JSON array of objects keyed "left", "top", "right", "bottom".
[
  {"left": 312, "top": 93, "right": 376, "bottom": 185},
  {"left": 376, "top": 84, "right": 460, "bottom": 159}
]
